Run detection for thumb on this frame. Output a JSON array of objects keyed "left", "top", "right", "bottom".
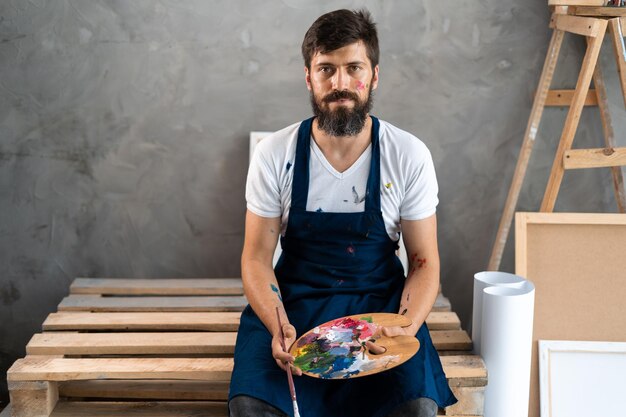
[
  {"left": 282, "top": 323, "right": 297, "bottom": 346},
  {"left": 382, "top": 326, "right": 406, "bottom": 337}
]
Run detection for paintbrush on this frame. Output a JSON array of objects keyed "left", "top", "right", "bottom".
[{"left": 276, "top": 307, "right": 301, "bottom": 417}]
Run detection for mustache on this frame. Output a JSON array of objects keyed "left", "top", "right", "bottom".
[{"left": 322, "top": 90, "right": 360, "bottom": 103}]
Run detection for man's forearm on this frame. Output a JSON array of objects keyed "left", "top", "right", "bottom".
[
  {"left": 241, "top": 257, "right": 289, "bottom": 337},
  {"left": 398, "top": 254, "right": 440, "bottom": 335}
]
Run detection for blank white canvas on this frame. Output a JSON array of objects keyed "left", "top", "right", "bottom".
[{"left": 539, "top": 340, "right": 626, "bottom": 417}]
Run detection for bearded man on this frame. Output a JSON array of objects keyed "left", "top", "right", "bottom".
[{"left": 228, "top": 9, "right": 457, "bottom": 417}]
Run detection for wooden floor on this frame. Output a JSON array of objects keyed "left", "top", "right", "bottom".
[{"left": 6, "top": 278, "right": 486, "bottom": 416}]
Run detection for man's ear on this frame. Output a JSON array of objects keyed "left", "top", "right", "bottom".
[
  {"left": 371, "top": 65, "right": 379, "bottom": 91},
  {"left": 304, "top": 66, "right": 312, "bottom": 91}
]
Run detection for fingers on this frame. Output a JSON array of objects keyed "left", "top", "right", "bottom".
[
  {"left": 365, "top": 340, "right": 387, "bottom": 355},
  {"left": 272, "top": 336, "right": 302, "bottom": 376},
  {"left": 282, "top": 323, "right": 297, "bottom": 340},
  {"left": 381, "top": 325, "right": 407, "bottom": 338}
]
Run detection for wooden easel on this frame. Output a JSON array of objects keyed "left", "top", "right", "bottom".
[{"left": 488, "top": 1, "right": 626, "bottom": 271}]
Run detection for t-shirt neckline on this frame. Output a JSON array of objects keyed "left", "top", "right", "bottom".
[{"left": 309, "top": 136, "right": 372, "bottom": 180}]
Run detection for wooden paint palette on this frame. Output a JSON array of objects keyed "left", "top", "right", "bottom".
[{"left": 289, "top": 313, "right": 420, "bottom": 379}]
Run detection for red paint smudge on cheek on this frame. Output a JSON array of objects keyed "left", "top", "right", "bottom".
[{"left": 356, "top": 81, "right": 366, "bottom": 90}]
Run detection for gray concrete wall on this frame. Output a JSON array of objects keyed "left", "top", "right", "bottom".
[{"left": 1, "top": 0, "right": 624, "bottom": 403}]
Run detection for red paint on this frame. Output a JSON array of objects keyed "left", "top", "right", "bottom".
[
  {"left": 347, "top": 245, "right": 356, "bottom": 255},
  {"left": 410, "top": 254, "right": 427, "bottom": 269},
  {"left": 356, "top": 81, "right": 366, "bottom": 90}
]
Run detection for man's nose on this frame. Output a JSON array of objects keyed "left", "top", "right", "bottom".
[{"left": 331, "top": 68, "right": 351, "bottom": 91}]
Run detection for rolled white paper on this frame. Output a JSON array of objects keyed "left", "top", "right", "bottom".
[
  {"left": 472, "top": 271, "right": 526, "bottom": 355},
  {"left": 481, "top": 282, "right": 535, "bottom": 417}
]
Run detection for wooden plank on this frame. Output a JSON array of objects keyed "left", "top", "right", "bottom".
[
  {"left": 70, "top": 278, "right": 243, "bottom": 296},
  {"left": 42, "top": 311, "right": 460, "bottom": 332},
  {"left": 573, "top": 6, "right": 626, "bottom": 17},
  {"left": 57, "top": 294, "right": 450, "bottom": 313},
  {"left": 592, "top": 45, "right": 626, "bottom": 213},
  {"left": 541, "top": 19, "right": 607, "bottom": 212},
  {"left": 609, "top": 18, "right": 626, "bottom": 110},
  {"left": 563, "top": 147, "right": 626, "bottom": 169},
  {"left": 545, "top": 89, "right": 597, "bottom": 106},
  {"left": 441, "top": 355, "right": 487, "bottom": 387},
  {"left": 57, "top": 295, "right": 248, "bottom": 312},
  {"left": 26, "top": 329, "right": 470, "bottom": 355},
  {"left": 57, "top": 384, "right": 483, "bottom": 416},
  {"left": 548, "top": 0, "right": 603, "bottom": 5},
  {"left": 7, "top": 357, "right": 233, "bottom": 382},
  {"left": 8, "top": 381, "right": 58, "bottom": 417},
  {"left": 432, "top": 330, "right": 473, "bottom": 352},
  {"left": 45, "top": 401, "right": 479, "bottom": 417},
  {"left": 42, "top": 312, "right": 242, "bottom": 332},
  {"left": 9, "top": 355, "right": 486, "bottom": 386},
  {"left": 58, "top": 381, "right": 484, "bottom": 415},
  {"left": 27, "top": 332, "right": 237, "bottom": 356},
  {"left": 550, "top": 14, "right": 602, "bottom": 37},
  {"left": 488, "top": 27, "right": 565, "bottom": 270},
  {"left": 51, "top": 401, "right": 228, "bottom": 417},
  {"left": 445, "top": 386, "right": 484, "bottom": 416},
  {"left": 58, "top": 380, "right": 229, "bottom": 401}
]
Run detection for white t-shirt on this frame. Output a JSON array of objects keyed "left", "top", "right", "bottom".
[{"left": 246, "top": 119, "right": 439, "bottom": 241}]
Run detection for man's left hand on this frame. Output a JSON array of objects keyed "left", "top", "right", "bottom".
[{"left": 365, "top": 323, "right": 419, "bottom": 355}]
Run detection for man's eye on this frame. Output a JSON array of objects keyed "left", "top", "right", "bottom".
[
  {"left": 349, "top": 65, "right": 361, "bottom": 72},
  {"left": 320, "top": 67, "right": 332, "bottom": 73}
]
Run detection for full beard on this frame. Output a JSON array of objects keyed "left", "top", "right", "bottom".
[{"left": 310, "top": 86, "right": 374, "bottom": 137}]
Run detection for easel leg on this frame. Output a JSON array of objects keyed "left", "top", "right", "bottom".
[
  {"left": 541, "top": 20, "right": 608, "bottom": 212},
  {"left": 487, "top": 29, "right": 564, "bottom": 271},
  {"left": 609, "top": 18, "right": 626, "bottom": 110},
  {"left": 592, "top": 29, "right": 626, "bottom": 213}
]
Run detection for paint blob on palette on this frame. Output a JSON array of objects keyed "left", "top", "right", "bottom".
[{"left": 290, "top": 313, "right": 420, "bottom": 379}]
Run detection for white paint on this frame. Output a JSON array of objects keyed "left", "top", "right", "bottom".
[
  {"left": 539, "top": 340, "right": 626, "bottom": 417},
  {"left": 529, "top": 125, "right": 538, "bottom": 141}
]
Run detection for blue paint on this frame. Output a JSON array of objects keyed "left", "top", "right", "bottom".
[
  {"left": 286, "top": 161, "right": 292, "bottom": 171},
  {"left": 352, "top": 186, "right": 365, "bottom": 204},
  {"left": 316, "top": 207, "right": 323, "bottom": 212},
  {"left": 270, "top": 283, "right": 282, "bottom": 301}
]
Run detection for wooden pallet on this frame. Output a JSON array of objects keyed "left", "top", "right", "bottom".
[{"left": 6, "top": 278, "right": 486, "bottom": 416}]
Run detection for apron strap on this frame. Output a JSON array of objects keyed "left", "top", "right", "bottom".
[
  {"left": 291, "top": 116, "right": 382, "bottom": 212},
  {"left": 291, "top": 117, "right": 314, "bottom": 210},
  {"left": 365, "top": 116, "right": 381, "bottom": 212}
]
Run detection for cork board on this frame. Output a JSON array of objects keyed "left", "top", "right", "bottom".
[{"left": 515, "top": 212, "right": 626, "bottom": 417}]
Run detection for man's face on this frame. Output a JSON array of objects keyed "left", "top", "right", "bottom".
[{"left": 305, "top": 41, "right": 379, "bottom": 137}]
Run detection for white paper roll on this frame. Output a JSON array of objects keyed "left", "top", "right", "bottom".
[
  {"left": 472, "top": 271, "right": 527, "bottom": 355},
  {"left": 481, "top": 282, "right": 535, "bottom": 417}
]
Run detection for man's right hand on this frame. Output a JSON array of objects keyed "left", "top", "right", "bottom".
[{"left": 271, "top": 322, "right": 302, "bottom": 376}]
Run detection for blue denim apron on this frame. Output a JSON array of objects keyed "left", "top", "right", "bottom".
[{"left": 229, "top": 117, "right": 457, "bottom": 417}]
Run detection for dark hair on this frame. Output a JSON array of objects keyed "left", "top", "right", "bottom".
[{"left": 301, "top": 9, "right": 379, "bottom": 69}]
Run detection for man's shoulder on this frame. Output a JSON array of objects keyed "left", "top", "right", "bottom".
[
  {"left": 378, "top": 118, "right": 431, "bottom": 156},
  {"left": 255, "top": 121, "right": 301, "bottom": 156}
]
